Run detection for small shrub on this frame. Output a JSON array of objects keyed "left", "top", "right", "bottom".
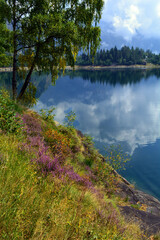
[
  {"left": 19, "top": 82, "right": 37, "bottom": 107},
  {"left": 130, "top": 203, "right": 141, "bottom": 210},
  {"left": 58, "top": 126, "right": 81, "bottom": 153},
  {"left": 40, "top": 107, "right": 56, "bottom": 122},
  {"left": 85, "top": 157, "right": 94, "bottom": 167},
  {"left": 105, "top": 144, "right": 130, "bottom": 171},
  {"left": 83, "top": 134, "right": 94, "bottom": 152},
  {"left": 64, "top": 110, "right": 76, "bottom": 127},
  {"left": 44, "top": 129, "right": 72, "bottom": 161},
  {"left": 0, "top": 89, "right": 23, "bottom": 134},
  {"left": 22, "top": 113, "right": 42, "bottom": 136}
]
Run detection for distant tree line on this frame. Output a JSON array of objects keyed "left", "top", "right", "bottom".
[{"left": 76, "top": 46, "right": 160, "bottom": 66}]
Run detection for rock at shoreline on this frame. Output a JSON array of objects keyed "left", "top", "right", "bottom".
[
  {"left": 120, "top": 206, "right": 160, "bottom": 235},
  {"left": 117, "top": 177, "right": 160, "bottom": 235}
]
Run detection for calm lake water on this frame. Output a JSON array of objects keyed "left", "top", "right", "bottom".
[{"left": 1, "top": 69, "right": 160, "bottom": 199}]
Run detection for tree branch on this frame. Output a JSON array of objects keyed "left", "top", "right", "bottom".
[
  {"left": 16, "top": 4, "right": 34, "bottom": 22},
  {"left": 17, "top": 43, "right": 37, "bottom": 52}
]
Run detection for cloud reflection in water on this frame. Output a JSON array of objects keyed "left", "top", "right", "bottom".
[{"left": 35, "top": 72, "right": 160, "bottom": 156}]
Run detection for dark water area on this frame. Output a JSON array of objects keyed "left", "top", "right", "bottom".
[{"left": 1, "top": 69, "right": 160, "bottom": 199}]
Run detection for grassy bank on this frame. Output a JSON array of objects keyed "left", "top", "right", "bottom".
[{"left": 0, "top": 90, "right": 156, "bottom": 239}]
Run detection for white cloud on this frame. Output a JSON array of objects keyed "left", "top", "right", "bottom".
[
  {"left": 101, "top": 41, "right": 109, "bottom": 49},
  {"left": 102, "top": 0, "right": 160, "bottom": 40},
  {"left": 156, "top": 3, "right": 160, "bottom": 17}
]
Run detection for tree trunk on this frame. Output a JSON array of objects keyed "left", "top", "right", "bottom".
[
  {"left": 17, "top": 45, "right": 40, "bottom": 100},
  {"left": 17, "top": 63, "right": 35, "bottom": 100},
  {"left": 12, "top": 0, "right": 17, "bottom": 100}
]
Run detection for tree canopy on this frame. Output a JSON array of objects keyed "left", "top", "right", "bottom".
[
  {"left": 0, "top": 23, "right": 12, "bottom": 67},
  {"left": 0, "top": 0, "right": 103, "bottom": 100}
]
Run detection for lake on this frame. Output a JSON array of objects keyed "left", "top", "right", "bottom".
[{"left": 1, "top": 69, "right": 160, "bottom": 199}]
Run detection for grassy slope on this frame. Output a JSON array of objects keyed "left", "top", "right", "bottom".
[{"left": 0, "top": 92, "right": 147, "bottom": 239}]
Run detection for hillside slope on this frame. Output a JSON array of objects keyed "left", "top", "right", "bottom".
[{"left": 0, "top": 90, "right": 160, "bottom": 239}]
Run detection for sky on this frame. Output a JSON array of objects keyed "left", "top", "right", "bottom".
[{"left": 102, "top": 0, "right": 160, "bottom": 40}]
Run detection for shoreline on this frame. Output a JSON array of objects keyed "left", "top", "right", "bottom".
[
  {"left": 1, "top": 64, "right": 160, "bottom": 72},
  {"left": 66, "top": 63, "right": 160, "bottom": 70},
  {"left": 0, "top": 67, "right": 13, "bottom": 72}
]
